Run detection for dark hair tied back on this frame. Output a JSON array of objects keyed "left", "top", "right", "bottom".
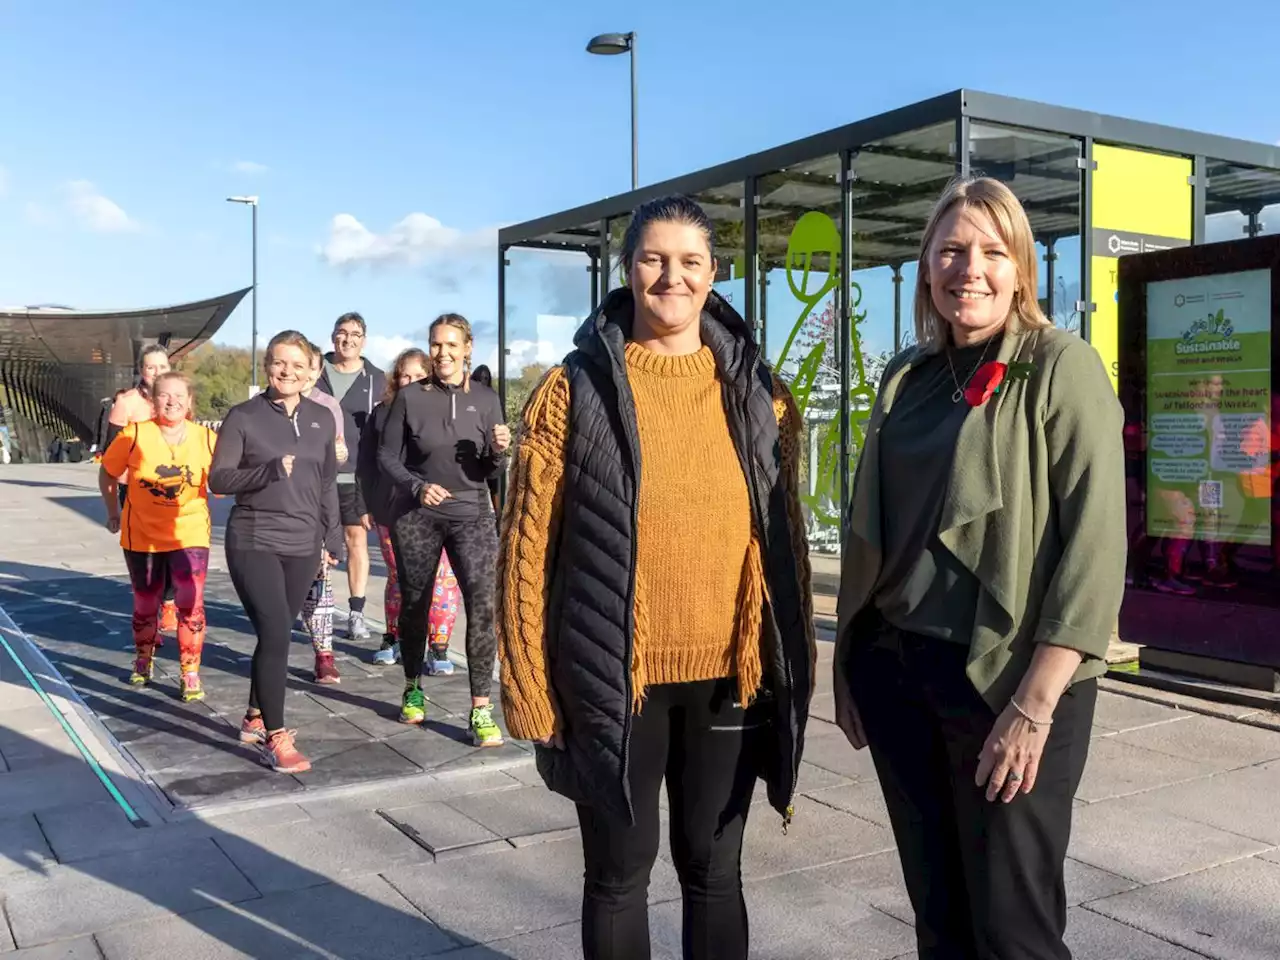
[{"left": 619, "top": 195, "right": 715, "bottom": 275}]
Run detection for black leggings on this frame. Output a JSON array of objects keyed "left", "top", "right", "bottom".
[
  {"left": 391, "top": 508, "right": 498, "bottom": 699},
  {"left": 226, "top": 549, "right": 318, "bottom": 731},
  {"left": 120, "top": 485, "right": 174, "bottom": 603},
  {"left": 577, "top": 678, "right": 767, "bottom": 960}
]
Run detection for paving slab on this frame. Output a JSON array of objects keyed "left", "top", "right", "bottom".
[
  {"left": 1111, "top": 714, "right": 1280, "bottom": 772},
  {"left": 296, "top": 768, "right": 519, "bottom": 819},
  {"left": 1069, "top": 793, "right": 1270, "bottom": 884},
  {"left": 211, "top": 810, "right": 432, "bottom": 896},
  {"left": 1075, "top": 737, "right": 1220, "bottom": 803},
  {"left": 1091, "top": 690, "right": 1195, "bottom": 733},
  {"left": 801, "top": 849, "right": 915, "bottom": 925},
  {"left": 441, "top": 922, "right": 585, "bottom": 960},
  {"left": 1127, "top": 759, "right": 1280, "bottom": 845},
  {"left": 1, "top": 939, "right": 105, "bottom": 960},
  {"left": 2, "top": 837, "right": 260, "bottom": 947},
  {"left": 734, "top": 794, "right": 895, "bottom": 882},
  {"left": 0, "top": 761, "right": 108, "bottom": 821},
  {"left": 94, "top": 874, "right": 458, "bottom": 960},
  {"left": 797, "top": 727, "right": 880, "bottom": 782},
  {"left": 379, "top": 800, "right": 501, "bottom": 853},
  {"left": 443, "top": 784, "right": 579, "bottom": 839},
  {"left": 1090, "top": 855, "right": 1280, "bottom": 959},
  {"left": 1063, "top": 858, "right": 1139, "bottom": 906},
  {"left": 0, "top": 813, "right": 56, "bottom": 879},
  {"left": 805, "top": 780, "right": 891, "bottom": 827},
  {"left": 1065, "top": 907, "right": 1206, "bottom": 959}
]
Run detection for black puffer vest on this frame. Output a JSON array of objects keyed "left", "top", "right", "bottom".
[{"left": 535, "top": 288, "right": 813, "bottom": 826}]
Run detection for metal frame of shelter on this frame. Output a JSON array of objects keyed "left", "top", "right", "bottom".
[{"left": 496, "top": 89, "right": 1280, "bottom": 543}]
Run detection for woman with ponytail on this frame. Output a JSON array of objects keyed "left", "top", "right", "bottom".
[{"left": 377, "top": 314, "right": 509, "bottom": 747}]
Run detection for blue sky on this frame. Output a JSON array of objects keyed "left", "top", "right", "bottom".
[{"left": 2, "top": 0, "right": 1278, "bottom": 371}]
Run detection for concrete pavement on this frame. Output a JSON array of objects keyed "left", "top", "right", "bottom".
[{"left": 2, "top": 464, "right": 1280, "bottom": 959}]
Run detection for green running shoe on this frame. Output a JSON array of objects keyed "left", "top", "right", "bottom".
[
  {"left": 399, "top": 682, "right": 426, "bottom": 725},
  {"left": 469, "top": 705, "right": 504, "bottom": 748}
]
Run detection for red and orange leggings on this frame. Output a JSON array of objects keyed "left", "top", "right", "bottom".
[
  {"left": 123, "top": 547, "right": 209, "bottom": 672},
  {"left": 377, "top": 524, "right": 457, "bottom": 651}
]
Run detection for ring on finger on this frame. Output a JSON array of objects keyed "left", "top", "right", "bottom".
[{"left": 1008, "top": 771, "right": 1023, "bottom": 783}]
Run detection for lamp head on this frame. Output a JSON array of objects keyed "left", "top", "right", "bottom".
[
  {"left": 226, "top": 195, "right": 259, "bottom": 206},
  {"left": 586, "top": 32, "right": 633, "bottom": 55}
]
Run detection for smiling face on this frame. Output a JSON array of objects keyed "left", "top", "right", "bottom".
[
  {"left": 332, "top": 320, "right": 365, "bottom": 363},
  {"left": 627, "top": 220, "right": 716, "bottom": 342},
  {"left": 429, "top": 324, "right": 470, "bottom": 385},
  {"left": 925, "top": 204, "right": 1019, "bottom": 347},
  {"left": 266, "top": 344, "right": 311, "bottom": 398},
  {"left": 140, "top": 351, "right": 171, "bottom": 387},
  {"left": 152, "top": 377, "right": 191, "bottom": 424},
  {"left": 397, "top": 356, "right": 428, "bottom": 388}
]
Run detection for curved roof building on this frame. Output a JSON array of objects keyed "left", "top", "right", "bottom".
[{"left": 0, "top": 288, "right": 249, "bottom": 461}]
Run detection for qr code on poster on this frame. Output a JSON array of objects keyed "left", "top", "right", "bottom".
[{"left": 1198, "top": 480, "right": 1223, "bottom": 510}]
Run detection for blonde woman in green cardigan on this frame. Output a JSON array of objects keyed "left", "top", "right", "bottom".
[{"left": 833, "top": 177, "right": 1125, "bottom": 960}]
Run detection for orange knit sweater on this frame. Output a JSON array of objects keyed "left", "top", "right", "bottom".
[{"left": 497, "top": 343, "right": 814, "bottom": 742}]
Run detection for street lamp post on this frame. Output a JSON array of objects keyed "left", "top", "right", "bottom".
[
  {"left": 586, "top": 32, "right": 638, "bottom": 190},
  {"left": 226, "top": 195, "right": 259, "bottom": 390}
]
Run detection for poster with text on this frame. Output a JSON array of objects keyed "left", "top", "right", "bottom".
[{"left": 1146, "top": 268, "right": 1272, "bottom": 546}]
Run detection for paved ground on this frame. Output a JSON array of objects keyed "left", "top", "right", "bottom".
[{"left": 2, "top": 464, "right": 1280, "bottom": 959}]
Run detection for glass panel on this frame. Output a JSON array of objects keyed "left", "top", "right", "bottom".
[
  {"left": 500, "top": 246, "right": 595, "bottom": 428},
  {"left": 968, "top": 123, "right": 1084, "bottom": 334},
  {"left": 756, "top": 155, "right": 842, "bottom": 554},
  {"left": 607, "top": 215, "right": 631, "bottom": 289},
  {"left": 1204, "top": 161, "right": 1280, "bottom": 243},
  {"left": 691, "top": 181, "right": 747, "bottom": 315}
]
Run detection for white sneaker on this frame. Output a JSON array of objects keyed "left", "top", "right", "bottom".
[
  {"left": 425, "top": 657, "right": 454, "bottom": 676},
  {"left": 372, "top": 638, "right": 400, "bottom": 665},
  {"left": 347, "top": 610, "right": 371, "bottom": 641}
]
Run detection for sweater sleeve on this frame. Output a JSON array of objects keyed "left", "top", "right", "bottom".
[
  {"left": 496, "top": 366, "right": 570, "bottom": 742},
  {"left": 773, "top": 377, "right": 817, "bottom": 691}
]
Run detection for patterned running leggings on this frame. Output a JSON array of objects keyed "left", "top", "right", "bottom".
[
  {"left": 123, "top": 547, "right": 209, "bottom": 672},
  {"left": 301, "top": 563, "right": 335, "bottom": 654},
  {"left": 378, "top": 524, "right": 458, "bottom": 653}
]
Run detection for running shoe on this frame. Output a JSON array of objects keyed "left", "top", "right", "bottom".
[
  {"left": 314, "top": 652, "right": 341, "bottom": 685},
  {"left": 159, "top": 600, "right": 179, "bottom": 634},
  {"left": 1152, "top": 575, "right": 1197, "bottom": 597},
  {"left": 180, "top": 671, "right": 205, "bottom": 702},
  {"left": 425, "top": 654, "right": 454, "bottom": 676},
  {"left": 260, "top": 729, "right": 311, "bottom": 774},
  {"left": 239, "top": 713, "right": 267, "bottom": 744},
  {"left": 347, "top": 610, "right": 371, "bottom": 641},
  {"left": 400, "top": 682, "right": 426, "bottom": 725},
  {"left": 372, "top": 635, "right": 400, "bottom": 665},
  {"left": 129, "top": 655, "right": 154, "bottom": 686},
  {"left": 469, "top": 705, "right": 504, "bottom": 748}
]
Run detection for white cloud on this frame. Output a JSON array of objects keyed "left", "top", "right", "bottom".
[
  {"left": 64, "top": 180, "right": 139, "bottom": 233},
  {"left": 232, "top": 160, "right": 269, "bottom": 175},
  {"left": 482, "top": 314, "right": 580, "bottom": 372},
  {"left": 362, "top": 333, "right": 424, "bottom": 370},
  {"left": 320, "top": 212, "right": 496, "bottom": 269}
]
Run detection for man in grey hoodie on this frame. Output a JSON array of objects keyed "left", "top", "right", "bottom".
[{"left": 313, "top": 311, "right": 388, "bottom": 642}]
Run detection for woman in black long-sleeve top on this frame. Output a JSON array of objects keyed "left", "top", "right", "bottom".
[
  {"left": 377, "top": 314, "right": 510, "bottom": 747},
  {"left": 209, "top": 330, "right": 344, "bottom": 774}
]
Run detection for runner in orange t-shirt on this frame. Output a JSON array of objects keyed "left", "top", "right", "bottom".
[{"left": 99, "top": 372, "right": 217, "bottom": 702}]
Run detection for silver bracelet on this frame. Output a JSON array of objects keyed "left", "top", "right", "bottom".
[{"left": 1009, "top": 697, "right": 1054, "bottom": 731}]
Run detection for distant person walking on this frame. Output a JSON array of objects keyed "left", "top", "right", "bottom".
[
  {"left": 299, "top": 344, "right": 350, "bottom": 684},
  {"left": 313, "top": 312, "right": 387, "bottom": 643},
  {"left": 210, "top": 331, "right": 344, "bottom": 774},
  {"left": 98, "top": 372, "right": 216, "bottom": 702},
  {"left": 356, "top": 348, "right": 460, "bottom": 673},
  {"left": 378, "top": 314, "right": 508, "bottom": 746},
  {"left": 497, "top": 196, "right": 815, "bottom": 960},
  {"left": 469, "top": 364, "right": 501, "bottom": 520},
  {"left": 107, "top": 344, "right": 180, "bottom": 636}
]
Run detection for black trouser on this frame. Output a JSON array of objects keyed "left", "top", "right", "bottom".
[
  {"left": 226, "top": 548, "right": 318, "bottom": 732},
  {"left": 847, "top": 629, "right": 1096, "bottom": 960},
  {"left": 120, "top": 484, "right": 174, "bottom": 603},
  {"left": 577, "top": 678, "right": 766, "bottom": 960},
  {"left": 391, "top": 508, "right": 498, "bottom": 699}
]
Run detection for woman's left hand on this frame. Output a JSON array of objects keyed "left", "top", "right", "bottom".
[
  {"left": 491, "top": 424, "right": 511, "bottom": 453},
  {"left": 975, "top": 702, "right": 1053, "bottom": 803}
]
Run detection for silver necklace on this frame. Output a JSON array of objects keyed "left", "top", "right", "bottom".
[{"left": 945, "top": 337, "right": 996, "bottom": 404}]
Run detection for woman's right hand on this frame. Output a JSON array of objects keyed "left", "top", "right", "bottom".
[
  {"left": 834, "top": 678, "right": 868, "bottom": 750},
  {"left": 536, "top": 731, "right": 565, "bottom": 750},
  {"left": 420, "top": 483, "right": 452, "bottom": 507},
  {"left": 281, "top": 455, "right": 295, "bottom": 477},
  {"left": 105, "top": 514, "right": 121, "bottom": 535}
]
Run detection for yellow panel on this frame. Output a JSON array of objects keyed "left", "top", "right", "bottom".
[{"left": 1090, "top": 145, "right": 1193, "bottom": 392}]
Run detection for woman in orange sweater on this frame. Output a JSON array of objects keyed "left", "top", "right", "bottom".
[{"left": 498, "top": 195, "right": 815, "bottom": 960}]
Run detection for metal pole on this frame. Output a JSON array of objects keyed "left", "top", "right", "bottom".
[
  {"left": 629, "top": 33, "right": 638, "bottom": 190},
  {"left": 251, "top": 202, "right": 259, "bottom": 390},
  {"left": 892, "top": 264, "right": 903, "bottom": 351}
]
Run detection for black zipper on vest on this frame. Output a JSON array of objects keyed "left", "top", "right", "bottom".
[{"left": 740, "top": 355, "right": 798, "bottom": 833}]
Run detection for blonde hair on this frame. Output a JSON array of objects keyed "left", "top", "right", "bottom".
[
  {"left": 151, "top": 371, "right": 196, "bottom": 420},
  {"left": 913, "top": 177, "right": 1050, "bottom": 353},
  {"left": 263, "top": 330, "right": 316, "bottom": 374},
  {"left": 428, "top": 313, "right": 474, "bottom": 393},
  {"left": 384, "top": 347, "right": 430, "bottom": 404}
]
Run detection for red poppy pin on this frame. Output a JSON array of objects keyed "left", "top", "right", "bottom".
[{"left": 964, "top": 361, "right": 1036, "bottom": 407}]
